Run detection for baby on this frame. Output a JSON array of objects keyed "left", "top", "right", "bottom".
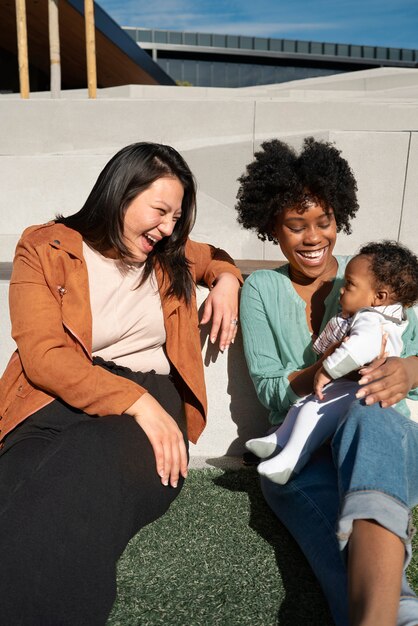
[{"left": 246, "top": 240, "right": 418, "bottom": 484}]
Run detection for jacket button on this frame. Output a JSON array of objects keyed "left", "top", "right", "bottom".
[
  {"left": 53, "top": 239, "right": 61, "bottom": 245},
  {"left": 18, "top": 385, "right": 23, "bottom": 392}
]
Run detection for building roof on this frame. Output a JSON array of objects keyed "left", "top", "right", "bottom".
[
  {"left": 0, "top": 0, "right": 174, "bottom": 92},
  {"left": 126, "top": 27, "right": 418, "bottom": 69}
]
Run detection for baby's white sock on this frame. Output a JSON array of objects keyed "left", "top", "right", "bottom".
[
  {"left": 245, "top": 432, "right": 279, "bottom": 458},
  {"left": 245, "top": 409, "right": 298, "bottom": 459},
  {"left": 257, "top": 446, "right": 304, "bottom": 484}
]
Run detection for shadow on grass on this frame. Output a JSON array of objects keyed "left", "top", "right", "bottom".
[{"left": 213, "top": 467, "right": 333, "bottom": 626}]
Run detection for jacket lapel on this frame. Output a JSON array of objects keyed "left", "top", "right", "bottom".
[
  {"left": 48, "top": 226, "right": 93, "bottom": 356},
  {"left": 155, "top": 261, "right": 181, "bottom": 320}
]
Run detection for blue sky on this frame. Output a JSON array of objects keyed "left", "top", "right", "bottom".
[{"left": 98, "top": 0, "right": 418, "bottom": 50}]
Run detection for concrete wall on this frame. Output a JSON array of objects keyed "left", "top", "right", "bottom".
[
  {"left": 1, "top": 89, "right": 418, "bottom": 262},
  {"left": 1, "top": 67, "right": 418, "bottom": 458}
]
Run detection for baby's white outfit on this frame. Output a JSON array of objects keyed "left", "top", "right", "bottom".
[{"left": 247, "top": 304, "right": 408, "bottom": 484}]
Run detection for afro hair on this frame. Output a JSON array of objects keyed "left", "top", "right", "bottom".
[{"left": 236, "top": 137, "right": 359, "bottom": 244}]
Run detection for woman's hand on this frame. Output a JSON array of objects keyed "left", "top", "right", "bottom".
[
  {"left": 356, "top": 356, "right": 418, "bottom": 408},
  {"left": 126, "top": 394, "right": 188, "bottom": 487},
  {"left": 200, "top": 272, "right": 241, "bottom": 351}
]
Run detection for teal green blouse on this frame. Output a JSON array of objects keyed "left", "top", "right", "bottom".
[{"left": 240, "top": 256, "right": 418, "bottom": 424}]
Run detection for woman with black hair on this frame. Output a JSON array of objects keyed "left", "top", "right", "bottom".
[
  {"left": 0, "top": 142, "right": 242, "bottom": 624},
  {"left": 237, "top": 137, "right": 418, "bottom": 626}
]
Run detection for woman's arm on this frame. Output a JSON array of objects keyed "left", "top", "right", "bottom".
[
  {"left": 186, "top": 239, "right": 242, "bottom": 287},
  {"left": 186, "top": 239, "right": 243, "bottom": 351}
]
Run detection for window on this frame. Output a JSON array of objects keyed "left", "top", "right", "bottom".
[
  {"left": 269, "top": 39, "right": 282, "bottom": 52},
  {"left": 337, "top": 44, "right": 349, "bottom": 56},
  {"left": 226, "top": 35, "right": 239, "bottom": 48},
  {"left": 376, "top": 47, "right": 388, "bottom": 60},
  {"left": 297, "top": 41, "right": 310, "bottom": 54},
  {"left": 168, "top": 31, "right": 182, "bottom": 45},
  {"left": 401, "top": 49, "right": 413, "bottom": 62},
  {"left": 154, "top": 30, "right": 168, "bottom": 44},
  {"left": 197, "top": 33, "right": 211, "bottom": 46},
  {"left": 213, "top": 34, "right": 226, "bottom": 48},
  {"left": 324, "top": 43, "right": 336, "bottom": 56},
  {"left": 183, "top": 60, "right": 196, "bottom": 84},
  {"left": 184, "top": 32, "right": 197, "bottom": 45},
  {"left": 388, "top": 48, "right": 401, "bottom": 60},
  {"left": 137, "top": 29, "right": 152, "bottom": 42},
  {"left": 310, "top": 42, "right": 323, "bottom": 54},
  {"left": 254, "top": 37, "right": 268, "bottom": 51},
  {"left": 240, "top": 36, "right": 253, "bottom": 49},
  {"left": 350, "top": 45, "right": 362, "bottom": 57},
  {"left": 283, "top": 39, "right": 296, "bottom": 52},
  {"left": 363, "top": 46, "right": 375, "bottom": 59}
]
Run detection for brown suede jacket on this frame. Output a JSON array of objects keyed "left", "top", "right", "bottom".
[{"left": 0, "top": 222, "right": 243, "bottom": 444}]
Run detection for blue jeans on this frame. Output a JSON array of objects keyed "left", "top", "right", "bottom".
[{"left": 261, "top": 399, "right": 418, "bottom": 626}]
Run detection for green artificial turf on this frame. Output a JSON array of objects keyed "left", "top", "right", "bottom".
[{"left": 108, "top": 467, "right": 418, "bottom": 626}]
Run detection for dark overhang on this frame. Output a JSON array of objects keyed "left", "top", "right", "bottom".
[{"left": 0, "top": 0, "right": 175, "bottom": 92}]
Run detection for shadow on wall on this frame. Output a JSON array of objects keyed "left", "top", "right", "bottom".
[
  {"left": 198, "top": 299, "right": 270, "bottom": 456},
  {"left": 226, "top": 329, "right": 270, "bottom": 455}
]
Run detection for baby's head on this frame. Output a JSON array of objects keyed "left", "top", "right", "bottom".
[{"left": 340, "top": 240, "right": 418, "bottom": 317}]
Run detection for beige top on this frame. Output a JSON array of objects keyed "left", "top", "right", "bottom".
[{"left": 83, "top": 242, "right": 170, "bottom": 375}]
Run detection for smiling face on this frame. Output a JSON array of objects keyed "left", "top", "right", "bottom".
[
  {"left": 339, "top": 254, "right": 381, "bottom": 317},
  {"left": 122, "top": 176, "right": 184, "bottom": 262},
  {"left": 274, "top": 201, "right": 337, "bottom": 281}
]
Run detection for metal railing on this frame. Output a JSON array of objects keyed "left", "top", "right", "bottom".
[{"left": 123, "top": 27, "right": 418, "bottom": 63}]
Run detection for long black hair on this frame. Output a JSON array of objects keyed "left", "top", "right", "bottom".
[{"left": 56, "top": 142, "right": 196, "bottom": 302}]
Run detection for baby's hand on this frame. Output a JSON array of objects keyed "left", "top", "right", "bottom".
[{"left": 314, "top": 367, "right": 332, "bottom": 400}]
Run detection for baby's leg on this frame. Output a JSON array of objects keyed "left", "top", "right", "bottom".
[
  {"left": 245, "top": 401, "right": 301, "bottom": 458},
  {"left": 258, "top": 380, "right": 359, "bottom": 484}
]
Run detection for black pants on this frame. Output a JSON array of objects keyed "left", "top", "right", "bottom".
[{"left": 0, "top": 359, "right": 188, "bottom": 625}]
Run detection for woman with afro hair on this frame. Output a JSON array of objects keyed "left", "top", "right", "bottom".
[{"left": 237, "top": 137, "right": 418, "bottom": 626}]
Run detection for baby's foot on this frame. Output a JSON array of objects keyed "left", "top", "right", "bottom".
[
  {"left": 245, "top": 432, "right": 279, "bottom": 458},
  {"left": 257, "top": 450, "right": 299, "bottom": 485}
]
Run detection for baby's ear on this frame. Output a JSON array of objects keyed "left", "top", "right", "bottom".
[{"left": 374, "top": 289, "right": 390, "bottom": 305}]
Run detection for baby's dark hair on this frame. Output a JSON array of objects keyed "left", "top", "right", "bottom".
[
  {"left": 359, "top": 240, "right": 418, "bottom": 308},
  {"left": 236, "top": 136, "right": 359, "bottom": 243}
]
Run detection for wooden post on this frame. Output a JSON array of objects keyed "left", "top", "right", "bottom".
[
  {"left": 84, "top": 0, "right": 97, "bottom": 98},
  {"left": 15, "top": 0, "right": 30, "bottom": 98},
  {"left": 48, "top": 0, "right": 61, "bottom": 98}
]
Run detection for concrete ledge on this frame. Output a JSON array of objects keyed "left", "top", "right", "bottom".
[
  {"left": 0, "top": 263, "right": 12, "bottom": 280},
  {"left": 0, "top": 260, "right": 280, "bottom": 281}
]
